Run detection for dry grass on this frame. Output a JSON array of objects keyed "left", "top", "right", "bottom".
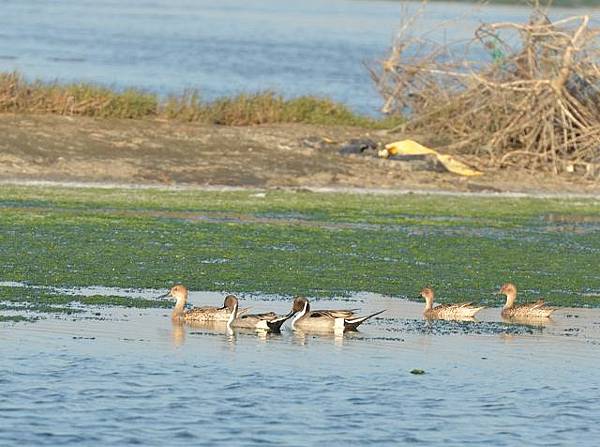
[
  {"left": 162, "top": 90, "right": 398, "bottom": 127},
  {"left": 373, "top": 3, "right": 600, "bottom": 176},
  {"left": 0, "top": 72, "right": 400, "bottom": 129},
  {"left": 0, "top": 73, "right": 157, "bottom": 119}
]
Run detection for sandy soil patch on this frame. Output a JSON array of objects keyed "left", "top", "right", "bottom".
[{"left": 1, "top": 114, "right": 599, "bottom": 195}]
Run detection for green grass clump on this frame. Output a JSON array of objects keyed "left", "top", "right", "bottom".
[
  {"left": 163, "top": 91, "right": 400, "bottom": 127},
  {"left": 1, "top": 72, "right": 400, "bottom": 128},
  {"left": 1, "top": 185, "right": 600, "bottom": 308},
  {"left": 0, "top": 72, "right": 158, "bottom": 119}
]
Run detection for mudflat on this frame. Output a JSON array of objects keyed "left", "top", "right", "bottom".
[{"left": 2, "top": 114, "right": 599, "bottom": 195}]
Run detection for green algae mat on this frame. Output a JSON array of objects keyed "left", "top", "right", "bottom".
[{"left": 1, "top": 185, "right": 600, "bottom": 314}]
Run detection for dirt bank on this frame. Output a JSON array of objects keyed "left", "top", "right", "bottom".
[{"left": 1, "top": 114, "right": 599, "bottom": 195}]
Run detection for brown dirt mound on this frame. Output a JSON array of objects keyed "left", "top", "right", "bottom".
[{"left": 1, "top": 113, "right": 600, "bottom": 195}]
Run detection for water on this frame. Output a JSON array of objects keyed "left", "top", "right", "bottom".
[
  {"left": 1, "top": 0, "right": 597, "bottom": 114},
  {"left": 2, "top": 2, "right": 600, "bottom": 443},
  {"left": 2, "top": 291, "right": 600, "bottom": 446}
]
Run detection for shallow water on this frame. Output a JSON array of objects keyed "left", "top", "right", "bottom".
[
  {"left": 1, "top": 290, "right": 599, "bottom": 446},
  {"left": 1, "top": 0, "right": 597, "bottom": 114}
]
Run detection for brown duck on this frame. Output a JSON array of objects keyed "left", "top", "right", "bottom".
[
  {"left": 499, "top": 283, "right": 556, "bottom": 319},
  {"left": 420, "top": 287, "right": 485, "bottom": 319},
  {"left": 161, "top": 284, "right": 248, "bottom": 322}
]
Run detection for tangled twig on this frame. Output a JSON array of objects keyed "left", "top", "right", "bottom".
[{"left": 372, "top": 4, "right": 600, "bottom": 175}]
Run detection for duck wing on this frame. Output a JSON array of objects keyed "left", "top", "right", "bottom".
[
  {"left": 456, "top": 301, "right": 475, "bottom": 308},
  {"left": 237, "top": 307, "right": 251, "bottom": 316},
  {"left": 185, "top": 305, "right": 219, "bottom": 316},
  {"left": 433, "top": 303, "right": 453, "bottom": 310},
  {"left": 318, "top": 309, "right": 358, "bottom": 318},
  {"left": 241, "top": 311, "right": 278, "bottom": 321},
  {"left": 530, "top": 299, "right": 546, "bottom": 309},
  {"left": 515, "top": 300, "right": 545, "bottom": 311},
  {"left": 306, "top": 310, "right": 338, "bottom": 320}
]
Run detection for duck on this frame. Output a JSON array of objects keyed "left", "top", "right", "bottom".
[
  {"left": 420, "top": 287, "right": 485, "bottom": 319},
  {"left": 290, "top": 296, "right": 384, "bottom": 332},
  {"left": 227, "top": 295, "right": 295, "bottom": 332},
  {"left": 161, "top": 284, "right": 248, "bottom": 322},
  {"left": 499, "top": 283, "right": 556, "bottom": 319}
]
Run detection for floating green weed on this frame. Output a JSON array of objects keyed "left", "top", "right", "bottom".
[
  {"left": 0, "top": 286, "right": 170, "bottom": 316},
  {"left": 1, "top": 186, "right": 599, "bottom": 308},
  {"left": 0, "top": 315, "right": 37, "bottom": 323},
  {"left": 2, "top": 186, "right": 600, "bottom": 227}
]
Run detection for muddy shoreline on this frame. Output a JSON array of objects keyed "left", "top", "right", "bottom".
[{"left": 2, "top": 114, "right": 600, "bottom": 196}]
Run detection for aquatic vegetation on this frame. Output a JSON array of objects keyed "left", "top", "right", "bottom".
[
  {"left": 3, "top": 185, "right": 600, "bottom": 224},
  {"left": 0, "top": 302, "right": 81, "bottom": 314},
  {"left": 0, "top": 315, "right": 36, "bottom": 323},
  {"left": 381, "top": 317, "right": 541, "bottom": 336},
  {"left": 1, "top": 185, "right": 599, "bottom": 312},
  {"left": 0, "top": 286, "right": 170, "bottom": 313}
]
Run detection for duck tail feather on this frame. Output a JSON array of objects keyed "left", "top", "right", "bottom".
[
  {"left": 266, "top": 313, "right": 294, "bottom": 332},
  {"left": 345, "top": 309, "right": 385, "bottom": 330}
]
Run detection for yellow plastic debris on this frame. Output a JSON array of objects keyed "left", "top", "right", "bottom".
[{"left": 381, "top": 140, "right": 482, "bottom": 177}]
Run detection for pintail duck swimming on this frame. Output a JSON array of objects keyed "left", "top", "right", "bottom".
[
  {"left": 420, "top": 287, "right": 485, "bottom": 319},
  {"left": 290, "top": 296, "right": 384, "bottom": 332},
  {"left": 227, "top": 295, "right": 295, "bottom": 332},
  {"left": 161, "top": 285, "right": 248, "bottom": 322},
  {"left": 499, "top": 283, "right": 556, "bottom": 319}
]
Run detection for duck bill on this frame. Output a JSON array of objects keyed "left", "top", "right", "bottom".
[{"left": 157, "top": 292, "right": 171, "bottom": 299}]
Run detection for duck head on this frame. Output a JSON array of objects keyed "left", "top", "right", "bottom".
[
  {"left": 292, "top": 296, "right": 310, "bottom": 314},
  {"left": 161, "top": 284, "right": 188, "bottom": 301},
  {"left": 499, "top": 283, "right": 517, "bottom": 308},
  {"left": 420, "top": 287, "right": 435, "bottom": 310},
  {"left": 160, "top": 284, "right": 188, "bottom": 319},
  {"left": 223, "top": 294, "right": 238, "bottom": 311}
]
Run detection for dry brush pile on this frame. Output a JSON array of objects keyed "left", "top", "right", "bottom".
[{"left": 374, "top": 6, "right": 600, "bottom": 176}]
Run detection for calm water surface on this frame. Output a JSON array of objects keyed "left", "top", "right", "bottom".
[
  {"left": 1, "top": 290, "right": 599, "bottom": 446},
  {"left": 1, "top": 0, "right": 598, "bottom": 114}
]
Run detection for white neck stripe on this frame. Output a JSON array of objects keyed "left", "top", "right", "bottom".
[
  {"left": 227, "top": 302, "right": 238, "bottom": 327},
  {"left": 291, "top": 302, "right": 308, "bottom": 329}
]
